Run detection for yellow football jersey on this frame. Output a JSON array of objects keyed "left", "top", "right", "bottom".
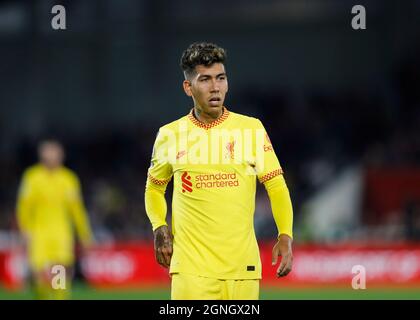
[
  {"left": 146, "top": 107, "right": 287, "bottom": 279},
  {"left": 17, "top": 164, "right": 92, "bottom": 270}
]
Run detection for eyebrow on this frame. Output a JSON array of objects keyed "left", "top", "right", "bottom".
[{"left": 197, "top": 73, "right": 227, "bottom": 79}]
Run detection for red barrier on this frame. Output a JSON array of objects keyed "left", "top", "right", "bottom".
[
  {"left": 80, "top": 242, "right": 170, "bottom": 287},
  {"left": 2, "top": 242, "right": 420, "bottom": 289},
  {"left": 0, "top": 249, "right": 26, "bottom": 290},
  {"left": 260, "top": 243, "right": 420, "bottom": 286},
  {"left": 81, "top": 242, "right": 420, "bottom": 287}
]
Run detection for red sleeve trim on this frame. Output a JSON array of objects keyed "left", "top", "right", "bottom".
[
  {"left": 259, "top": 168, "right": 283, "bottom": 184},
  {"left": 148, "top": 173, "right": 171, "bottom": 186}
]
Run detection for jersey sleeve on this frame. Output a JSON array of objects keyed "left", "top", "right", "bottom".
[
  {"left": 16, "top": 170, "right": 35, "bottom": 235},
  {"left": 254, "top": 119, "right": 284, "bottom": 184},
  {"left": 254, "top": 119, "right": 293, "bottom": 238},
  {"left": 147, "top": 128, "right": 174, "bottom": 186},
  {"left": 264, "top": 174, "right": 294, "bottom": 239},
  {"left": 67, "top": 172, "right": 93, "bottom": 246},
  {"left": 144, "top": 128, "right": 174, "bottom": 231}
]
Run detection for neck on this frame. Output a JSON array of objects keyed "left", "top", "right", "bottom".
[
  {"left": 193, "top": 107, "right": 224, "bottom": 124},
  {"left": 42, "top": 163, "right": 60, "bottom": 172}
]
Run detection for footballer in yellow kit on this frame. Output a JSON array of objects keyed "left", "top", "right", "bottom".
[
  {"left": 16, "top": 140, "right": 93, "bottom": 299},
  {"left": 145, "top": 42, "right": 294, "bottom": 300}
]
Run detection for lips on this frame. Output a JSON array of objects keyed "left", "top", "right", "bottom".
[{"left": 209, "top": 97, "right": 221, "bottom": 102}]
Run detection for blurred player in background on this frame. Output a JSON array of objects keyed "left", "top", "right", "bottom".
[
  {"left": 16, "top": 139, "right": 93, "bottom": 299},
  {"left": 145, "top": 42, "right": 294, "bottom": 299}
]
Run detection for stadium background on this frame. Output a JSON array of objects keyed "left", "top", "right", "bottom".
[{"left": 0, "top": 0, "right": 420, "bottom": 299}]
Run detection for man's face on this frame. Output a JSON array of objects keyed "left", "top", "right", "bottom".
[
  {"left": 39, "top": 142, "right": 64, "bottom": 170},
  {"left": 183, "top": 63, "right": 228, "bottom": 115}
]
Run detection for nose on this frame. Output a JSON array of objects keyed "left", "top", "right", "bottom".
[{"left": 210, "top": 79, "right": 219, "bottom": 92}]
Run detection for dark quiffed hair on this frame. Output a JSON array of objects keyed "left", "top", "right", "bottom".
[{"left": 180, "top": 42, "right": 227, "bottom": 78}]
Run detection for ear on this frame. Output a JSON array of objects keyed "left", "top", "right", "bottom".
[{"left": 183, "top": 79, "right": 193, "bottom": 97}]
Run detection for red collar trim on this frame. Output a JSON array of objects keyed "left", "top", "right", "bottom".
[{"left": 188, "top": 107, "right": 230, "bottom": 130}]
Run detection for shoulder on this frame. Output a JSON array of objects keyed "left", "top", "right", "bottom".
[
  {"left": 22, "top": 164, "right": 42, "bottom": 180},
  {"left": 228, "top": 110, "right": 264, "bottom": 128},
  {"left": 155, "top": 114, "right": 190, "bottom": 140},
  {"left": 159, "top": 114, "right": 189, "bottom": 132},
  {"left": 60, "top": 167, "right": 80, "bottom": 184}
]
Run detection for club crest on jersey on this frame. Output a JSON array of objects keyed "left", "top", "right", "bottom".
[
  {"left": 225, "top": 140, "right": 235, "bottom": 160},
  {"left": 181, "top": 171, "right": 193, "bottom": 193}
]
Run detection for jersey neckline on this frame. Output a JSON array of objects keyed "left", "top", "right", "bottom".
[{"left": 187, "top": 107, "right": 230, "bottom": 130}]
